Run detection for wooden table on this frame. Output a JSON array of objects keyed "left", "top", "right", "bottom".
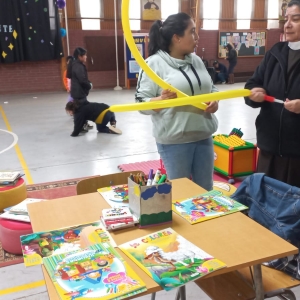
[{"left": 28, "top": 178, "right": 298, "bottom": 300}]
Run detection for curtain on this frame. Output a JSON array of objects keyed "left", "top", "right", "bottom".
[{"left": 0, "top": 0, "right": 63, "bottom": 63}]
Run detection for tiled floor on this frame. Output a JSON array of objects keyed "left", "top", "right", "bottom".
[{"left": 1, "top": 82, "right": 299, "bottom": 299}]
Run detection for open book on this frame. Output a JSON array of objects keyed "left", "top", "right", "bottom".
[
  {"left": 98, "top": 184, "right": 129, "bottom": 208},
  {"left": 43, "top": 243, "right": 147, "bottom": 300},
  {"left": 119, "top": 228, "right": 226, "bottom": 291}
]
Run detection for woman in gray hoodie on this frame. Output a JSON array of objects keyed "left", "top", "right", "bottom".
[{"left": 135, "top": 12, "right": 219, "bottom": 191}]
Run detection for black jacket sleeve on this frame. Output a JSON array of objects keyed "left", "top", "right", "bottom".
[
  {"left": 71, "top": 110, "right": 86, "bottom": 137},
  {"left": 244, "top": 51, "right": 270, "bottom": 108},
  {"left": 73, "top": 63, "right": 91, "bottom": 91}
]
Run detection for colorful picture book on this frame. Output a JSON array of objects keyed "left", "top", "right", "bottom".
[
  {"left": 98, "top": 184, "right": 129, "bottom": 208},
  {"left": 20, "top": 222, "right": 116, "bottom": 267},
  {"left": 43, "top": 243, "right": 147, "bottom": 300},
  {"left": 119, "top": 228, "right": 226, "bottom": 291},
  {"left": 172, "top": 190, "right": 248, "bottom": 225}
]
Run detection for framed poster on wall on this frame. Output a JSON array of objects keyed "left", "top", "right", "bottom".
[
  {"left": 124, "top": 33, "right": 149, "bottom": 88},
  {"left": 219, "top": 30, "right": 267, "bottom": 58},
  {"left": 141, "top": 0, "right": 161, "bottom": 20}
]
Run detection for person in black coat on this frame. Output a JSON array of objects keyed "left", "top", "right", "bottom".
[
  {"left": 225, "top": 43, "right": 237, "bottom": 84},
  {"left": 65, "top": 101, "right": 122, "bottom": 137},
  {"left": 244, "top": 0, "right": 300, "bottom": 187},
  {"left": 66, "top": 47, "right": 92, "bottom": 107}
]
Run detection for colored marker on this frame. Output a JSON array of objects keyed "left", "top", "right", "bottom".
[
  {"left": 158, "top": 174, "right": 167, "bottom": 184},
  {"left": 152, "top": 170, "right": 161, "bottom": 185},
  {"left": 147, "top": 169, "right": 153, "bottom": 186}
]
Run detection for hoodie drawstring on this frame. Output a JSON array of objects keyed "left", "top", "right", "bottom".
[{"left": 179, "top": 65, "right": 202, "bottom": 96}]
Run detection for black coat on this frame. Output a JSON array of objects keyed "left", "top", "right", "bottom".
[
  {"left": 67, "top": 60, "right": 91, "bottom": 100},
  {"left": 245, "top": 42, "right": 300, "bottom": 157},
  {"left": 71, "top": 102, "right": 110, "bottom": 136}
]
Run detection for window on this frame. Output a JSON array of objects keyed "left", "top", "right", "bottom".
[
  {"left": 161, "top": 0, "right": 180, "bottom": 21},
  {"left": 202, "top": 0, "right": 220, "bottom": 30},
  {"left": 268, "top": 0, "right": 279, "bottom": 28},
  {"left": 129, "top": 0, "right": 141, "bottom": 30},
  {"left": 79, "top": 0, "right": 101, "bottom": 30},
  {"left": 236, "top": 0, "right": 252, "bottom": 29}
]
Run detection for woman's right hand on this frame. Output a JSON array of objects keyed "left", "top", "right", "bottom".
[
  {"left": 160, "top": 89, "right": 177, "bottom": 100},
  {"left": 249, "top": 88, "right": 266, "bottom": 102}
]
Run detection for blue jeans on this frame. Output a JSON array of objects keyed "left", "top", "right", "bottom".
[
  {"left": 231, "top": 173, "right": 300, "bottom": 249},
  {"left": 216, "top": 73, "right": 227, "bottom": 82},
  {"left": 156, "top": 138, "right": 214, "bottom": 191}
]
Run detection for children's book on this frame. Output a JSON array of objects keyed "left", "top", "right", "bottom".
[
  {"left": 0, "top": 171, "right": 20, "bottom": 182},
  {"left": 0, "top": 211, "right": 31, "bottom": 223},
  {"left": 172, "top": 190, "right": 248, "bottom": 225},
  {"left": 20, "top": 222, "right": 116, "bottom": 267},
  {"left": 9, "top": 198, "right": 45, "bottom": 215},
  {"left": 102, "top": 207, "right": 134, "bottom": 223},
  {"left": 98, "top": 184, "right": 129, "bottom": 208},
  {"left": 43, "top": 243, "right": 147, "bottom": 300},
  {"left": 119, "top": 228, "right": 226, "bottom": 291}
]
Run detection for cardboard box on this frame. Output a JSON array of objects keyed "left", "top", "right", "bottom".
[
  {"left": 213, "top": 135, "right": 257, "bottom": 181},
  {"left": 128, "top": 178, "right": 172, "bottom": 228}
]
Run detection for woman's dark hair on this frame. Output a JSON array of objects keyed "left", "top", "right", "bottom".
[
  {"left": 73, "top": 47, "right": 87, "bottom": 60},
  {"left": 288, "top": 1, "right": 300, "bottom": 8},
  {"left": 226, "top": 43, "right": 233, "bottom": 51},
  {"left": 65, "top": 101, "right": 76, "bottom": 113},
  {"left": 148, "top": 12, "right": 192, "bottom": 56}
]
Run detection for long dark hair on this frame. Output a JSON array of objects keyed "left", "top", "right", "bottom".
[
  {"left": 226, "top": 43, "right": 233, "bottom": 51},
  {"left": 65, "top": 101, "right": 77, "bottom": 113},
  {"left": 73, "top": 47, "right": 87, "bottom": 60},
  {"left": 66, "top": 47, "right": 87, "bottom": 78},
  {"left": 148, "top": 13, "right": 192, "bottom": 56}
]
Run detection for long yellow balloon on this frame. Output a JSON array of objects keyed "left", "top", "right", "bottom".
[
  {"left": 95, "top": 0, "right": 251, "bottom": 124},
  {"left": 109, "top": 89, "right": 251, "bottom": 113}
]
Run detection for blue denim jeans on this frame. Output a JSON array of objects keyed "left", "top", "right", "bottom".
[
  {"left": 156, "top": 138, "right": 214, "bottom": 191},
  {"left": 231, "top": 173, "right": 300, "bottom": 249}
]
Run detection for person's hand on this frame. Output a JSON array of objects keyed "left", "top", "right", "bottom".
[
  {"left": 249, "top": 88, "right": 266, "bottom": 102},
  {"left": 160, "top": 89, "right": 177, "bottom": 100},
  {"left": 284, "top": 99, "right": 300, "bottom": 114},
  {"left": 205, "top": 101, "right": 219, "bottom": 113}
]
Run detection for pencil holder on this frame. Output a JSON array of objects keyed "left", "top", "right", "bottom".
[{"left": 128, "top": 178, "right": 172, "bottom": 228}]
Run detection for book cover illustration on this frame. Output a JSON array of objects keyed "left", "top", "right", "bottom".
[
  {"left": 43, "top": 243, "right": 147, "bottom": 300},
  {"left": 98, "top": 184, "right": 129, "bottom": 208},
  {"left": 172, "top": 190, "right": 248, "bottom": 225},
  {"left": 21, "top": 222, "right": 116, "bottom": 267},
  {"left": 119, "top": 228, "right": 226, "bottom": 291}
]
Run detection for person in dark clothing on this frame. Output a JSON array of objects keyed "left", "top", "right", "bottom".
[
  {"left": 65, "top": 101, "right": 122, "bottom": 137},
  {"left": 244, "top": 0, "right": 300, "bottom": 188},
  {"left": 66, "top": 47, "right": 93, "bottom": 130},
  {"left": 144, "top": 0, "right": 159, "bottom": 10},
  {"left": 66, "top": 47, "right": 92, "bottom": 107},
  {"left": 212, "top": 60, "right": 228, "bottom": 84},
  {"left": 225, "top": 43, "right": 237, "bottom": 84}
]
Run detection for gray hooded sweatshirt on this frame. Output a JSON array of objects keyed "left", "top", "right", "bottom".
[{"left": 135, "top": 50, "right": 218, "bottom": 144}]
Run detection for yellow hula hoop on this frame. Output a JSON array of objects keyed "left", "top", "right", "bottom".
[{"left": 95, "top": 0, "right": 251, "bottom": 124}]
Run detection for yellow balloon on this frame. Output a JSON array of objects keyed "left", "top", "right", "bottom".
[
  {"left": 121, "top": 0, "right": 206, "bottom": 110},
  {"left": 95, "top": 0, "right": 251, "bottom": 123}
]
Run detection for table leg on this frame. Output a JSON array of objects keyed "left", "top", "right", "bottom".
[
  {"left": 151, "top": 292, "right": 156, "bottom": 300},
  {"left": 174, "top": 286, "right": 186, "bottom": 300},
  {"left": 253, "top": 264, "right": 264, "bottom": 300}
]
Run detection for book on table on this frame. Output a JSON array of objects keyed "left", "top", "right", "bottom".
[
  {"left": 119, "top": 228, "right": 227, "bottom": 291},
  {"left": 0, "top": 171, "right": 20, "bottom": 182},
  {"left": 43, "top": 243, "right": 147, "bottom": 300},
  {"left": 172, "top": 190, "right": 248, "bottom": 225},
  {"left": 98, "top": 184, "right": 129, "bottom": 208},
  {"left": 20, "top": 222, "right": 117, "bottom": 267},
  {"left": 0, "top": 198, "right": 45, "bottom": 223}
]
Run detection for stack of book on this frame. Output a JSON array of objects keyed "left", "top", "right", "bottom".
[
  {"left": 0, "top": 171, "right": 23, "bottom": 186},
  {"left": 0, "top": 198, "right": 44, "bottom": 222},
  {"left": 101, "top": 207, "right": 138, "bottom": 231}
]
